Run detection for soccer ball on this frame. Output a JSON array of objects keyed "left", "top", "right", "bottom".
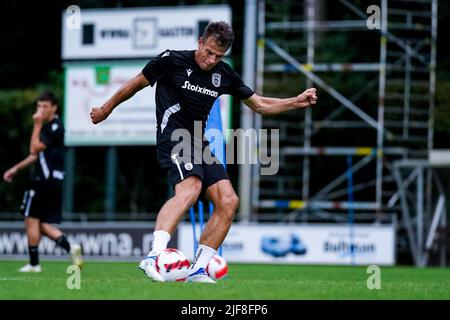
[
  {"left": 206, "top": 254, "right": 228, "bottom": 280},
  {"left": 155, "top": 248, "right": 191, "bottom": 282}
]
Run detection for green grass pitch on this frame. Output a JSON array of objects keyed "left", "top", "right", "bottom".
[{"left": 0, "top": 260, "right": 449, "bottom": 300}]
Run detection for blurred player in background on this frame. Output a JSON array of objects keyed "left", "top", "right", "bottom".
[
  {"left": 91, "top": 21, "right": 317, "bottom": 283},
  {"left": 3, "top": 91, "right": 83, "bottom": 272}
]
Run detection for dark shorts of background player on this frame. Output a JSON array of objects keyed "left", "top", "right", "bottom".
[
  {"left": 157, "top": 139, "right": 229, "bottom": 202},
  {"left": 20, "top": 180, "right": 63, "bottom": 224}
]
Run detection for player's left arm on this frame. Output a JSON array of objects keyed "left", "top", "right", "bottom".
[{"left": 243, "top": 88, "right": 317, "bottom": 115}]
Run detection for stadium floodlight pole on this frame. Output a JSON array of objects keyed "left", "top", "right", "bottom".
[{"left": 239, "top": 0, "right": 257, "bottom": 223}]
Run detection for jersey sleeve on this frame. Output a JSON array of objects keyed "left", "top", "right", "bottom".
[
  {"left": 226, "top": 69, "right": 254, "bottom": 100},
  {"left": 40, "top": 122, "right": 64, "bottom": 148},
  {"left": 141, "top": 50, "right": 173, "bottom": 87}
]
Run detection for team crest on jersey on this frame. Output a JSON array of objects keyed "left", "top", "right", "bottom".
[{"left": 212, "top": 73, "right": 221, "bottom": 87}]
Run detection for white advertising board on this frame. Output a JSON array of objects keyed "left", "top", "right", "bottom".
[
  {"left": 64, "top": 62, "right": 157, "bottom": 145},
  {"left": 64, "top": 62, "right": 232, "bottom": 146},
  {"left": 179, "top": 223, "right": 396, "bottom": 265},
  {"left": 62, "top": 5, "right": 231, "bottom": 60}
]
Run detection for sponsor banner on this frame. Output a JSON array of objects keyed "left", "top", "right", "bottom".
[
  {"left": 62, "top": 5, "right": 231, "bottom": 60},
  {"left": 64, "top": 62, "right": 231, "bottom": 146},
  {"left": 178, "top": 223, "right": 396, "bottom": 265},
  {"left": 64, "top": 62, "right": 157, "bottom": 146},
  {"left": 0, "top": 222, "right": 177, "bottom": 260}
]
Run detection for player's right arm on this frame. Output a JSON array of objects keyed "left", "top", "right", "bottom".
[
  {"left": 4, "top": 108, "right": 46, "bottom": 183},
  {"left": 3, "top": 154, "right": 38, "bottom": 183},
  {"left": 90, "top": 72, "right": 150, "bottom": 124}
]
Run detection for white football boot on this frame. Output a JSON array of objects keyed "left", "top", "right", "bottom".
[
  {"left": 185, "top": 268, "right": 216, "bottom": 284},
  {"left": 18, "top": 264, "right": 42, "bottom": 273},
  {"left": 70, "top": 244, "right": 84, "bottom": 268},
  {"left": 138, "top": 252, "right": 165, "bottom": 282}
]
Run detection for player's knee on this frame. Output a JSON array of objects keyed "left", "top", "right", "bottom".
[{"left": 230, "top": 194, "right": 240, "bottom": 211}]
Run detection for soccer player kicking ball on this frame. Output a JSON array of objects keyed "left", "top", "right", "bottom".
[{"left": 90, "top": 21, "right": 317, "bottom": 283}]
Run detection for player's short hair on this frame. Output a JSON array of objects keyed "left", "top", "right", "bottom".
[
  {"left": 202, "top": 21, "right": 234, "bottom": 50},
  {"left": 37, "top": 90, "right": 58, "bottom": 106}
]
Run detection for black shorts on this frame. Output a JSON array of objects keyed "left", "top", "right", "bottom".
[
  {"left": 157, "top": 139, "right": 229, "bottom": 201},
  {"left": 20, "top": 181, "right": 63, "bottom": 223}
]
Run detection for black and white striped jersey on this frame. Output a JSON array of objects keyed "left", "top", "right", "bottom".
[
  {"left": 142, "top": 50, "right": 254, "bottom": 145},
  {"left": 30, "top": 117, "right": 65, "bottom": 183}
]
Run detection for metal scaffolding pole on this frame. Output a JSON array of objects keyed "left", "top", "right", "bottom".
[
  {"left": 376, "top": 0, "right": 388, "bottom": 213},
  {"left": 429, "top": 0, "right": 437, "bottom": 152},
  {"left": 251, "top": 0, "right": 265, "bottom": 221},
  {"left": 426, "top": 0, "right": 438, "bottom": 241},
  {"left": 239, "top": 0, "right": 257, "bottom": 222},
  {"left": 403, "top": 40, "right": 411, "bottom": 140},
  {"left": 416, "top": 166, "right": 424, "bottom": 265},
  {"left": 302, "top": 0, "right": 315, "bottom": 221}
]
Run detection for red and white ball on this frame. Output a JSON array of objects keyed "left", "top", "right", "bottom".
[
  {"left": 155, "top": 248, "right": 191, "bottom": 282},
  {"left": 206, "top": 254, "right": 228, "bottom": 280}
]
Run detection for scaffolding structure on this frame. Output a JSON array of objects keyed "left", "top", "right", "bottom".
[{"left": 241, "top": 0, "right": 443, "bottom": 265}]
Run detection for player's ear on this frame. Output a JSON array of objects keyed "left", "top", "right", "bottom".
[{"left": 198, "top": 37, "right": 204, "bottom": 47}]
